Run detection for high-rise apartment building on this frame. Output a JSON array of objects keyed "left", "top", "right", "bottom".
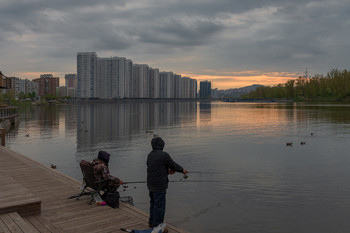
[
  {"left": 77, "top": 52, "right": 97, "bottom": 98},
  {"left": 117, "top": 57, "right": 126, "bottom": 99},
  {"left": 124, "top": 59, "right": 133, "bottom": 98},
  {"left": 65, "top": 74, "right": 77, "bottom": 88},
  {"left": 138, "top": 64, "right": 149, "bottom": 98},
  {"left": 200, "top": 80, "right": 211, "bottom": 99},
  {"left": 159, "top": 72, "right": 168, "bottom": 98},
  {"left": 77, "top": 52, "right": 197, "bottom": 100},
  {"left": 174, "top": 74, "right": 181, "bottom": 99},
  {"left": 132, "top": 64, "right": 140, "bottom": 98},
  {"left": 190, "top": 79, "right": 198, "bottom": 99},
  {"left": 97, "top": 57, "right": 114, "bottom": 98},
  {"left": 149, "top": 68, "right": 160, "bottom": 98},
  {"left": 182, "top": 77, "right": 190, "bottom": 99},
  {"left": 160, "top": 72, "right": 174, "bottom": 99},
  {"left": 33, "top": 74, "right": 59, "bottom": 97},
  {"left": 95, "top": 57, "right": 133, "bottom": 99}
]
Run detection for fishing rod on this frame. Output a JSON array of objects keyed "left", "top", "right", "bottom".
[
  {"left": 122, "top": 172, "right": 237, "bottom": 190},
  {"left": 123, "top": 170, "right": 227, "bottom": 185},
  {"left": 124, "top": 180, "right": 231, "bottom": 184},
  {"left": 124, "top": 173, "right": 189, "bottom": 186},
  {"left": 188, "top": 171, "right": 229, "bottom": 174},
  {"left": 120, "top": 179, "right": 236, "bottom": 192}
]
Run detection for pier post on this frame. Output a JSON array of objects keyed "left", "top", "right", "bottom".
[{"left": 0, "top": 128, "right": 5, "bottom": 146}]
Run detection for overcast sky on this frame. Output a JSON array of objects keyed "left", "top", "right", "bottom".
[{"left": 1, "top": 0, "right": 349, "bottom": 89}]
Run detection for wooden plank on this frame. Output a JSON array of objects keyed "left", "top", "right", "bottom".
[
  {"left": 0, "top": 217, "right": 11, "bottom": 233},
  {"left": 61, "top": 215, "right": 135, "bottom": 233},
  {"left": 0, "top": 199, "right": 41, "bottom": 216},
  {"left": 0, "top": 173, "right": 42, "bottom": 216},
  {"left": 8, "top": 212, "right": 38, "bottom": 233},
  {"left": 0, "top": 213, "right": 24, "bottom": 232},
  {"left": 0, "top": 194, "right": 37, "bottom": 204},
  {"left": 0, "top": 189, "right": 31, "bottom": 199},
  {"left": 26, "top": 215, "right": 63, "bottom": 233},
  {"left": 24, "top": 216, "right": 49, "bottom": 233},
  {"left": 52, "top": 207, "right": 122, "bottom": 225},
  {"left": 42, "top": 200, "right": 94, "bottom": 213}
]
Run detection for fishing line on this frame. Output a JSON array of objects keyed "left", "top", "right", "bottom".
[
  {"left": 189, "top": 171, "right": 231, "bottom": 174},
  {"left": 120, "top": 179, "right": 241, "bottom": 192}
]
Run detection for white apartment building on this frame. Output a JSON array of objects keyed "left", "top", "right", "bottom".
[
  {"left": 95, "top": 57, "right": 132, "bottom": 99},
  {"left": 139, "top": 64, "right": 149, "bottom": 98},
  {"left": 174, "top": 74, "right": 181, "bottom": 98},
  {"left": 117, "top": 57, "right": 126, "bottom": 99},
  {"left": 97, "top": 57, "right": 114, "bottom": 99},
  {"left": 77, "top": 52, "right": 197, "bottom": 99},
  {"left": 190, "top": 79, "right": 197, "bottom": 99},
  {"left": 160, "top": 72, "right": 174, "bottom": 99},
  {"left": 159, "top": 72, "right": 168, "bottom": 98},
  {"left": 77, "top": 52, "right": 97, "bottom": 98},
  {"left": 132, "top": 64, "right": 140, "bottom": 98},
  {"left": 149, "top": 68, "right": 160, "bottom": 98},
  {"left": 124, "top": 59, "right": 133, "bottom": 98},
  {"left": 4, "top": 77, "right": 38, "bottom": 99}
]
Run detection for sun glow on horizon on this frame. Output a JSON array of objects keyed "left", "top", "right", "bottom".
[
  {"left": 5, "top": 70, "right": 302, "bottom": 90},
  {"left": 185, "top": 71, "right": 301, "bottom": 90}
]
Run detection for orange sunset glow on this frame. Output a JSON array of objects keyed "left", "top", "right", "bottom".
[
  {"left": 8, "top": 70, "right": 303, "bottom": 90},
  {"left": 185, "top": 71, "right": 301, "bottom": 90}
]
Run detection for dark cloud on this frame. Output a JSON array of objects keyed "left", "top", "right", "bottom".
[
  {"left": 1, "top": 0, "right": 350, "bottom": 85},
  {"left": 137, "top": 19, "right": 224, "bottom": 46}
]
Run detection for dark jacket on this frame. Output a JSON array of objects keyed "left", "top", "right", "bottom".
[
  {"left": 92, "top": 151, "right": 120, "bottom": 191},
  {"left": 147, "top": 137, "right": 184, "bottom": 191}
]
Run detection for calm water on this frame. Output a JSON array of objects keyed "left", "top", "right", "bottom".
[{"left": 6, "top": 101, "right": 350, "bottom": 233}]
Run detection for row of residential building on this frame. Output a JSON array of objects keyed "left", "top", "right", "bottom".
[
  {"left": 77, "top": 52, "right": 198, "bottom": 99},
  {"left": 0, "top": 72, "right": 78, "bottom": 99},
  {"left": 0, "top": 74, "right": 39, "bottom": 99},
  {"left": 1, "top": 54, "right": 212, "bottom": 100}
]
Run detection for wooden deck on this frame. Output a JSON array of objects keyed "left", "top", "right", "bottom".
[{"left": 0, "top": 146, "right": 188, "bottom": 233}]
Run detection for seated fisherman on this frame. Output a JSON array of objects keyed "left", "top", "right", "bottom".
[{"left": 91, "top": 151, "right": 124, "bottom": 192}]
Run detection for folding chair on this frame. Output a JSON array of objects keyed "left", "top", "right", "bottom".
[{"left": 70, "top": 160, "right": 107, "bottom": 205}]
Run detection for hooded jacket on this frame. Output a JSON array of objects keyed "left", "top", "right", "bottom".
[
  {"left": 92, "top": 151, "right": 120, "bottom": 190},
  {"left": 97, "top": 151, "right": 110, "bottom": 165},
  {"left": 147, "top": 137, "right": 184, "bottom": 191}
]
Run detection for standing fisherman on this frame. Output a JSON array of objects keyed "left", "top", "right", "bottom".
[{"left": 147, "top": 137, "right": 188, "bottom": 232}]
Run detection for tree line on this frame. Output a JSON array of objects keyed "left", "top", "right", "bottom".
[{"left": 244, "top": 69, "right": 350, "bottom": 101}]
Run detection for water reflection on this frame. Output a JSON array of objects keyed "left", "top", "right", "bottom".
[
  {"left": 199, "top": 100, "right": 211, "bottom": 123},
  {"left": 6, "top": 101, "right": 350, "bottom": 233},
  {"left": 74, "top": 101, "right": 197, "bottom": 149}
]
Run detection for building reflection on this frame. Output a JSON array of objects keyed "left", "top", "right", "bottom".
[
  {"left": 75, "top": 101, "right": 197, "bottom": 149},
  {"left": 199, "top": 100, "right": 211, "bottom": 123}
]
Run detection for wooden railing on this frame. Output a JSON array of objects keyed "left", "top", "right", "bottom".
[
  {"left": 0, "top": 106, "right": 18, "bottom": 119},
  {"left": 0, "top": 128, "right": 4, "bottom": 146}
]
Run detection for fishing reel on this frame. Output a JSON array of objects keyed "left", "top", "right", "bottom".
[{"left": 180, "top": 173, "right": 189, "bottom": 181}]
